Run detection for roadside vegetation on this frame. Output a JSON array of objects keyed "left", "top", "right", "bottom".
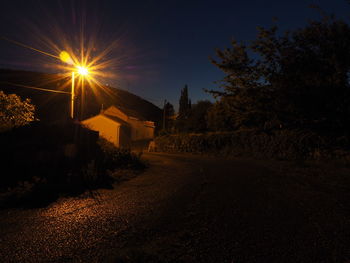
[
  {"left": 155, "top": 130, "right": 350, "bottom": 161},
  {"left": 157, "top": 12, "right": 350, "bottom": 162},
  {"left": 0, "top": 112, "right": 145, "bottom": 208},
  {"left": 0, "top": 90, "right": 35, "bottom": 132}
]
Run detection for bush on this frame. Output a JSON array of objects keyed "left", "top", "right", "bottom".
[
  {"left": 154, "top": 129, "right": 339, "bottom": 161},
  {"left": 0, "top": 90, "right": 36, "bottom": 132},
  {"left": 0, "top": 121, "right": 144, "bottom": 197},
  {"left": 97, "top": 138, "right": 145, "bottom": 171}
]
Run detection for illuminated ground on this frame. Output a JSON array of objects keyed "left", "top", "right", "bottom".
[{"left": 0, "top": 153, "right": 349, "bottom": 262}]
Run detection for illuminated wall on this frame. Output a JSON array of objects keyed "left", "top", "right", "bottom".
[
  {"left": 81, "top": 115, "right": 121, "bottom": 147},
  {"left": 102, "top": 106, "right": 155, "bottom": 141}
]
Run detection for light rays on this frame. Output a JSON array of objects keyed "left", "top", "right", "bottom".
[
  {"left": 1, "top": 0, "right": 156, "bottom": 107},
  {"left": 77, "top": 66, "right": 88, "bottom": 76}
]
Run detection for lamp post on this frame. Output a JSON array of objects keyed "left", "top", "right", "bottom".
[
  {"left": 60, "top": 51, "right": 89, "bottom": 120},
  {"left": 70, "top": 71, "right": 75, "bottom": 119},
  {"left": 69, "top": 67, "right": 89, "bottom": 120},
  {"left": 75, "top": 66, "right": 88, "bottom": 120}
]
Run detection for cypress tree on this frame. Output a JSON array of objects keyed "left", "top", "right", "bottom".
[{"left": 178, "top": 84, "right": 190, "bottom": 119}]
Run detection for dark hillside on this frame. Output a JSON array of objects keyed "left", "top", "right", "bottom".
[{"left": 0, "top": 69, "right": 162, "bottom": 125}]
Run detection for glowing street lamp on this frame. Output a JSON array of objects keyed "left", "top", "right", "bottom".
[
  {"left": 74, "top": 65, "right": 89, "bottom": 119},
  {"left": 1, "top": 37, "right": 102, "bottom": 120},
  {"left": 77, "top": 66, "right": 89, "bottom": 76},
  {"left": 59, "top": 51, "right": 90, "bottom": 119}
]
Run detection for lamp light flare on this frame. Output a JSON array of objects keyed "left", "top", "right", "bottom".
[
  {"left": 60, "top": 51, "right": 90, "bottom": 77},
  {"left": 59, "top": 51, "right": 73, "bottom": 65},
  {"left": 77, "top": 66, "right": 89, "bottom": 76}
]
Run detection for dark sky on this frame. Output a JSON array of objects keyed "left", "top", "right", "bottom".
[{"left": 0, "top": 0, "right": 349, "bottom": 109}]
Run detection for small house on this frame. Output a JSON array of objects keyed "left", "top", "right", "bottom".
[{"left": 81, "top": 105, "right": 155, "bottom": 148}]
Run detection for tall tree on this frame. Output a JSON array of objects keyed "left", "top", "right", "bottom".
[
  {"left": 209, "top": 15, "right": 350, "bottom": 134},
  {"left": 178, "top": 84, "right": 191, "bottom": 119}
]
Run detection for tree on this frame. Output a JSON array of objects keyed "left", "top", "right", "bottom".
[
  {"left": 162, "top": 101, "right": 175, "bottom": 132},
  {"left": 187, "top": 100, "right": 212, "bottom": 132},
  {"left": 207, "top": 99, "right": 236, "bottom": 131},
  {"left": 178, "top": 84, "right": 191, "bottom": 119},
  {"left": 0, "top": 91, "right": 36, "bottom": 132},
  {"left": 209, "top": 15, "right": 350, "bottom": 134},
  {"left": 175, "top": 85, "right": 193, "bottom": 133}
]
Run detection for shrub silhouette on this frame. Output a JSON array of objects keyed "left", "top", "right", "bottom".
[{"left": 0, "top": 120, "right": 144, "bottom": 205}]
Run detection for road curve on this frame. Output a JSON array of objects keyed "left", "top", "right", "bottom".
[{"left": 0, "top": 152, "right": 349, "bottom": 262}]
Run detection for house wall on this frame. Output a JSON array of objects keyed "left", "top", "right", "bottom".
[
  {"left": 144, "top": 121, "right": 155, "bottom": 139},
  {"left": 81, "top": 115, "right": 121, "bottom": 147},
  {"left": 127, "top": 119, "right": 154, "bottom": 141},
  {"left": 96, "top": 106, "right": 155, "bottom": 143},
  {"left": 103, "top": 106, "right": 155, "bottom": 141}
]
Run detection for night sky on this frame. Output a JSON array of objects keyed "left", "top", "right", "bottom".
[{"left": 0, "top": 0, "right": 349, "bottom": 110}]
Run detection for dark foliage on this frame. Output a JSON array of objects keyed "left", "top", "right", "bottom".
[
  {"left": 97, "top": 137, "right": 145, "bottom": 171},
  {"left": 185, "top": 100, "right": 213, "bottom": 132},
  {"left": 0, "top": 121, "right": 99, "bottom": 189},
  {"left": 209, "top": 15, "right": 350, "bottom": 136},
  {"left": 0, "top": 90, "right": 36, "bottom": 131},
  {"left": 207, "top": 99, "right": 236, "bottom": 131},
  {"left": 178, "top": 84, "right": 191, "bottom": 120},
  {"left": 173, "top": 84, "right": 213, "bottom": 133},
  {"left": 0, "top": 121, "right": 144, "bottom": 207},
  {"left": 160, "top": 101, "right": 175, "bottom": 133},
  {"left": 154, "top": 130, "right": 350, "bottom": 161}
]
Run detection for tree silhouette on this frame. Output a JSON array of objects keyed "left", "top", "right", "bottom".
[
  {"left": 178, "top": 84, "right": 191, "bottom": 119},
  {"left": 162, "top": 101, "right": 175, "bottom": 132},
  {"left": 187, "top": 100, "right": 212, "bottom": 132},
  {"left": 209, "top": 15, "right": 350, "bottom": 134}
]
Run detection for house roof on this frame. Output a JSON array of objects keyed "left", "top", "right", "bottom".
[
  {"left": 81, "top": 113, "right": 129, "bottom": 127},
  {"left": 116, "top": 106, "right": 146, "bottom": 121},
  {"left": 102, "top": 113, "right": 130, "bottom": 126},
  {"left": 83, "top": 105, "right": 155, "bottom": 128},
  {"left": 104, "top": 105, "right": 155, "bottom": 122}
]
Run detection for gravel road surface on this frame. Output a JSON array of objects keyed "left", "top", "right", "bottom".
[{"left": 0, "top": 152, "right": 349, "bottom": 262}]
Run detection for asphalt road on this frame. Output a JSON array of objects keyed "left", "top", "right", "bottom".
[{"left": 0, "top": 152, "right": 349, "bottom": 262}]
